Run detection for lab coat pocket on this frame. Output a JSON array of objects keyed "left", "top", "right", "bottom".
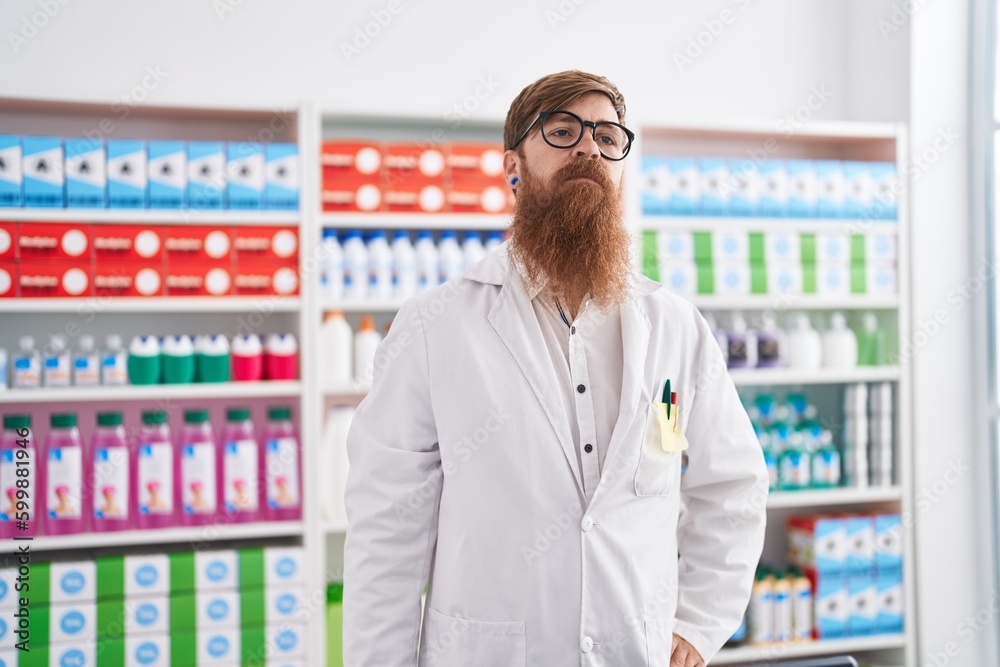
[
  {"left": 421, "top": 607, "right": 526, "bottom": 667},
  {"left": 643, "top": 617, "right": 676, "bottom": 666},
  {"left": 634, "top": 402, "right": 682, "bottom": 497}
]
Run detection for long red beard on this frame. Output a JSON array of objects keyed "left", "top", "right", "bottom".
[{"left": 508, "top": 158, "right": 633, "bottom": 311}]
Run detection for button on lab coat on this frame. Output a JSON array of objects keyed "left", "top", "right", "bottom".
[{"left": 343, "top": 240, "right": 768, "bottom": 666}]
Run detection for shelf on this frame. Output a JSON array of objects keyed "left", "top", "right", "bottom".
[
  {"left": 319, "top": 298, "right": 407, "bottom": 313},
  {"left": 0, "top": 380, "right": 302, "bottom": 403},
  {"left": 640, "top": 119, "right": 900, "bottom": 141},
  {"left": 0, "top": 208, "right": 300, "bottom": 225},
  {"left": 641, "top": 216, "right": 899, "bottom": 233},
  {"left": 319, "top": 212, "right": 511, "bottom": 231},
  {"left": 322, "top": 383, "right": 369, "bottom": 396},
  {"left": 688, "top": 295, "right": 898, "bottom": 310},
  {"left": 729, "top": 366, "right": 899, "bottom": 386},
  {"left": 0, "top": 296, "right": 301, "bottom": 313},
  {"left": 20, "top": 521, "right": 304, "bottom": 552},
  {"left": 712, "top": 634, "right": 906, "bottom": 664},
  {"left": 322, "top": 521, "right": 348, "bottom": 533},
  {"left": 767, "top": 486, "right": 902, "bottom": 509}
]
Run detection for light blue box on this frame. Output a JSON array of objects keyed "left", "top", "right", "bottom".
[
  {"left": 265, "top": 142, "right": 299, "bottom": 210},
  {"left": 187, "top": 141, "right": 225, "bottom": 210},
  {"left": 148, "top": 140, "right": 187, "bottom": 209},
  {"left": 22, "top": 135, "right": 64, "bottom": 207},
  {"left": 759, "top": 160, "right": 788, "bottom": 217},
  {"left": 0, "top": 135, "right": 22, "bottom": 207},
  {"left": 812, "top": 516, "right": 847, "bottom": 576},
  {"left": 815, "top": 160, "right": 845, "bottom": 219},
  {"left": 107, "top": 139, "right": 147, "bottom": 208},
  {"left": 870, "top": 162, "right": 898, "bottom": 220},
  {"left": 848, "top": 573, "right": 877, "bottom": 636},
  {"left": 699, "top": 158, "right": 730, "bottom": 216},
  {"left": 815, "top": 575, "right": 849, "bottom": 639},
  {"left": 843, "top": 161, "right": 875, "bottom": 219},
  {"left": 667, "top": 157, "right": 699, "bottom": 215},
  {"left": 65, "top": 138, "right": 107, "bottom": 208},
  {"left": 874, "top": 514, "right": 903, "bottom": 574},
  {"left": 846, "top": 515, "right": 875, "bottom": 575},
  {"left": 227, "top": 142, "right": 265, "bottom": 209},
  {"left": 787, "top": 159, "right": 816, "bottom": 218},
  {"left": 640, "top": 155, "right": 670, "bottom": 216},
  {"left": 876, "top": 570, "right": 904, "bottom": 634},
  {"left": 728, "top": 158, "right": 759, "bottom": 217}
]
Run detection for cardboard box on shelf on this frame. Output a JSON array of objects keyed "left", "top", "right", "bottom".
[
  {"left": 163, "top": 226, "right": 233, "bottom": 263},
  {"left": 321, "top": 140, "right": 382, "bottom": 179},
  {"left": 383, "top": 181, "right": 446, "bottom": 213},
  {"left": 446, "top": 143, "right": 504, "bottom": 183},
  {"left": 93, "top": 224, "right": 163, "bottom": 262},
  {"left": 0, "top": 135, "right": 23, "bottom": 207},
  {"left": 93, "top": 261, "right": 164, "bottom": 297},
  {"left": 234, "top": 226, "right": 298, "bottom": 263},
  {"left": 322, "top": 179, "right": 383, "bottom": 212},
  {"left": 65, "top": 138, "right": 107, "bottom": 208},
  {"left": 187, "top": 141, "right": 226, "bottom": 210},
  {"left": 234, "top": 263, "right": 299, "bottom": 296},
  {"left": 22, "top": 135, "right": 64, "bottom": 208},
  {"left": 18, "top": 261, "right": 92, "bottom": 298},
  {"left": 107, "top": 139, "right": 148, "bottom": 209},
  {"left": 164, "top": 262, "right": 233, "bottom": 297},
  {"left": 148, "top": 140, "right": 187, "bottom": 209},
  {"left": 17, "top": 222, "right": 91, "bottom": 261},
  {"left": 0, "top": 261, "right": 15, "bottom": 298},
  {"left": 265, "top": 143, "right": 300, "bottom": 211},
  {"left": 227, "top": 142, "right": 266, "bottom": 210},
  {"left": 446, "top": 181, "right": 512, "bottom": 214}
]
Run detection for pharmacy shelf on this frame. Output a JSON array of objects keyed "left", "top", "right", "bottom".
[
  {"left": 21, "top": 521, "right": 304, "bottom": 552},
  {"left": 711, "top": 634, "right": 906, "bottom": 664},
  {"left": 318, "top": 298, "right": 407, "bottom": 312},
  {"left": 319, "top": 212, "right": 511, "bottom": 231},
  {"left": 0, "top": 208, "right": 299, "bottom": 225},
  {"left": 322, "top": 520, "right": 348, "bottom": 533},
  {"left": 729, "top": 366, "right": 899, "bottom": 386},
  {"left": 0, "top": 296, "right": 301, "bottom": 313},
  {"left": 640, "top": 119, "right": 901, "bottom": 142},
  {"left": 688, "top": 295, "right": 899, "bottom": 310},
  {"left": 0, "top": 380, "right": 302, "bottom": 403},
  {"left": 641, "top": 216, "right": 899, "bottom": 233},
  {"left": 767, "top": 486, "right": 902, "bottom": 509}
]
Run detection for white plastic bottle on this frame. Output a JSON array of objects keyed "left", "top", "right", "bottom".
[
  {"left": 392, "top": 230, "right": 417, "bottom": 300},
  {"left": 320, "top": 311, "right": 354, "bottom": 390},
  {"left": 438, "top": 230, "right": 464, "bottom": 282},
  {"left": 772, "top": 572, "right": 793, "bottom": 643},
  {"left": 822, "top": 311, "right": 859, "bottom": 368},
  {"left": 748, "top": 569, "right": 774, "bottom": 645},
  {"left": 342, "top": 229, "right": 369, "bottom": 301},
  {"left": 462, "top": 231, "right": 486, "bottom": 270},
  {"left": 354, "top": 314, "right": 382, "bottom": 388},
  {"left": 415, "top": 230, "right": 440, "bottom": 290},
  {"left": 73, "top": 335, "right": 100, "bottom": 386},
  {"left": 14, "top": 336, "right": 41, "bottom": 389},
  {"left": 786, "top": 313, "right": 822, "bottom": 370},
  {"left": 101, "top": 334, "right": 128, "bottom": 386},
  {"left": 484, "top": 230, "right": 504, "bottom": 253},
  {"left": 320, "top": 228, "right": 345, "bottom": 301},
  {"left": 791, "top": 569, "right": 814, "bottom": 641},
  {"left": 367, "top": 230, "right": 394, "bottom": 300},
  {"left": 43, "top": 335, "right": 71, "bottom": 387}
]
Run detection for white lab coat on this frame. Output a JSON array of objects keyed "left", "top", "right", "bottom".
[{"left": 343, "top": 240, "right": 768, "bottom": 667}]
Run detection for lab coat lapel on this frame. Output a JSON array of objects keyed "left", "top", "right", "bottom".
[{"left": 487, "top": 263, "right": 585, "bottom": 499}]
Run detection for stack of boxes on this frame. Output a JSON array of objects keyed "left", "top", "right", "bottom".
[
  {"left": 0, "top": 222, "right": 299, "bottom": 299},
  {"left": 787, "top": 513, "right": 904, "bottom": 640},
  {"left": 0, "top": 136, "right": 299, "bottom": 211},
  {"left": 321, "top": 141, "right": 513, "bottom": 214},
  {"left": 0, "top": 546, "right": 306, "bottom": 666},
  {"left": 641, "top": 229, "right": 897, "bottom": 297}
]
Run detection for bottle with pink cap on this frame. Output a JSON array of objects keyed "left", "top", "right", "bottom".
[
  {"left": 219, "top": 407, "right": 260, "bottom": 523},
  {"left": 0, "top": 414, "right": 39, "bottom": 538},
  {"left": 134, "top": 410, "right": 175, "bottom": 529},
  {"left": 90, "top": 411, "right": 131, "bottom": 532},
  {"left": 178, "top": 408, "right": 219, "bottom": 526},
  {"left": 43, "top": 412, "right": 87, "bottom": 535},
  {"left": 262, "top": 405, "right": 301, "bottom": 521}
]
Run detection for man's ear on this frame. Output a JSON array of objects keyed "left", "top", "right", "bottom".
[{"left": 503, "top": 149, "right": 521, "bottom": 191}]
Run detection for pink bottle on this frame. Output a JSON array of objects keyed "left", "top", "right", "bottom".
[
  {"left": 264, "top": 333, "right": 299, "bottom": 381},
  {"left": 43, "top": 412, "right": 87, "bottom": 535},
  {"left": 219, "top": 407, "right": 261, "bottom": 523},
  {"left": 262, "top": 406, "right": 301, "bottom": 521},
  {"left": 1, "top": 414, "right": 38, "bottom": 538},
  {"left": 134, "top": 410, "right": 175, "bottom": 529},
  {"left": 231, "top": 335, "right": 263, "bottom": 382},
  {"left": 178, "top": 408, "right": 219, "bottom": 526},
  {"left": 91, "top": 411, "right": 131, "bottom": 532}
]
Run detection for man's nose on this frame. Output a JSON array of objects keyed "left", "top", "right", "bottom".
[{"left": 573, "top": 130, "right": 602, "bottom": 159}]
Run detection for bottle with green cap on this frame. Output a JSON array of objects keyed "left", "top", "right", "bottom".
[
  {"left": 161, "top": 334, "right": 195, "bottom": 384},
  {"left": 778, "top": 431, "right": 811, "bottom": 491},
  {"left": 179, "top": 408, "right": 219, "bottom": 526},
  {"left": 135, "top": 410, "right": 175, "bottom": 529},
  {"left": 44, "top": 412, "right": 86, "bottom": 535},
  {"left": 127, "top": 335, "right": 161, "bottom": 385},
  {"left": 220, "top": 407, "right": 260, "bottom": 522},
  {"left": 1, "top": 414, "right": 37, "bottom": 538},
  {"left": 91, "top": 411, "right": 131, "bottom": 532},
  {"left": 263, "top": 405, "right": 301, "bottom": 521}
]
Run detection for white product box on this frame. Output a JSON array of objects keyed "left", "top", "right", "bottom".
[
  {"left": 127, "top": 633, "right": 170, "bottom": 667},
  {"left": 0, "top": 614, "right": 11, "bottom": 651},
  {"left": 728, "top": 159, "right": 760, "bottom": 217},
  {"left": 767, "top": 262, "right": 803, "bottom": 294},
  {"left": 265, "top": 143, "right": 299, "bottom": 210},
  {"left": 870, "top": 162, "right": 898, "bottom": 220},
  {"left": 764, "top": 232, "right": 800, "bottom": 262},
  {"left": 874, "top": 514, "right": 903, "bottom": 573},
  {"left": 22, "top": 135, "right": 64, "bottom": 208},
  {"left": 49, "top": 601, "right": 96, "bottom": 644},
  {"left": 713, "top": 231, "right": 749, "bottom": 260},
  {"left": 815, "top": 160, "right": 846, "bottom": 218},
  {"left": 715, "top": 261, "right": 751, "bottom": 295},
  {"left": 227, "top": 142, "right": 265, "bottom": 209},
  {"left": 196, "top": 550, "right": 239, "bottom": 591},
  {"left": 65, "top": 138, "right": 107, "bottom": 208},
  {"left": 0, "top": 569, "right": 15, "bottom": 610},
  {"left": 845, "top": 515, "right": 876, "bottom": 574},
  {"left": 264, "top": 546, "right": 305, "bottom": 587},
  {"left": 758, "top": 160, "right": 789, "bottom": 217},
  {"left": 0, "top": 648, "right": 14, "bottom": 667},
  {"left": 48, "top": 641, "right": 96, "bottom": 667},
  {"left": 187, "top": 141, "right": 226, "bottom": 209},
  {"left": 844, "top": 161, "right": 876, "bottom": 219},
  {"left": 816, "top": 262, "right": 852, "bottom": 296},
  {"left": 867, "top": 262, "right": 897, "bottom": 294},
  {"left": 848, "top": 574, "right": 877, "bottom": 636},
  {"left": 125, "top": 554, "right": 170, "bottom": 598},
  {"left": 814, "top": 577, "right": 849, "bottom": 639},
  {"left": 266, "top": 586, "right": 307, "bottom": 625},
  {"left": 656, "top": 231, "right": 694, "bottom": 261},
  {"left": 125, "top": 595, "right": 169, "bottom": 636},
  {"left": 698, "top": 158, "right": 730, "bottom": 216},
  {"left": 148, "top": 140, "right": 187, "bottom": 209},
  {"left": 876, "top": 571, "right": 904, "bottom": 634},
  {"left": 867, "top": 231, "right": 897, "bottom": 261},
  {"left": 815, "top": 232, "right": 850, "bottom": 263},
  {"left": 107, "top": 139, "right": 148, "bottom": 208},
  {"left": 0, "top": 135, "right": 22, "bottom": 207},
  {"left": 197, "top": 589, "right": 241, "bottom": 630},
  {"left": 667, "top": 157, "right": 700, "bottom": 215},
  {"left": 640, "top": 156, "right": 671, "bottom": 216},
  {"left": 265, "top": 622, "right": 307, "bottom": 660},
  {"left": 786, "top": 159, "right": 817, "bottom": 218},
  {"left": 198, "top": 627, "right": 241, "bottom": 665},
  {"left": 659, "top": 261, "right": 698, "bottom": 295},
  {"left": 50, "top": 561, "right": 96, "bottom": 604}
]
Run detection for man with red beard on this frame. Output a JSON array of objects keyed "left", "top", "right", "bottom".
[{"left": 343, "top": 71, "right": 767, "bottom": 667}]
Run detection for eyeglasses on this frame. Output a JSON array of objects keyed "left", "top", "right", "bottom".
[{"left": 512, "top": 110, "right": 635, "bottom": 161}]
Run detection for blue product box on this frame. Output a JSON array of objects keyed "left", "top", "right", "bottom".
[
  {"left": 786, "top": 159, "right": 816, "bottom": 218},
  {"left": 667, "top": 157, "right": 699, "bottom": 216},
  {"left": 148, "top": 140, "right": 187, "bottom": 209},
  {"left": 758, "top": 159, "right": 788, "bottom": 217},
  {"left": 874, "top": 514, "right": 903, "bottom": 574},
  {"left": 870, "top": 161, "right": 898, "bottom": 220},
  {"left": 187, "top": 141, "right": 225, "bottom": 210},
  {"left": 843, "top": 161, "right": 875, "bottom": 219},
  {"left": 848, "top": 573, "right": 877, "bottom": 636},
  {"left": 22, "top": 135, "right": 64, "bottom": 207},
  {"left": 265, "top": 142, "right": 299, "bottom": 210},
  {"left": 728, "top": 158, "right": 759, "bottom": 217},
  {"left": 65, "top": 138, "right": 107, "bottom": 208},
  {"left": 640, "top": 155, "right": 670, "bottom": 216},
  {"left": 227, "top": 142, "right": 265, "bottom": 209},
  {"left": 815, "top": 160, "right": 845, "bottom": 219},
  {"left": 814, "top": 575, "right": 849, "bottom": 639},
  {"left": 845, "top": 515, "right": 875, "bottom": 576},
  {"left": 789, "top": 515, "right": 847, "bottom": 576},
  {"left": 107, "top": 139, "right": 148, "bottom": 208},
  {"left": 0, "top": 135, "right": 22, "bottom": 207},
  {"left": 699, "top": 157, "right": 730, "bottom": 216},
  {"left": 876, "top": 570, "right": 904, "bottom": 634}
]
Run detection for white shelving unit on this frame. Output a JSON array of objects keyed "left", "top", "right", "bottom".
[
  {"left": 0, "top": 381, "right": 303, "bottom": 403},
  {"left": 712, "top": 634, "right": 906, "bottom": 665},
  {"left": 0, "top": 209, "right": 299, "bottom": 225},
  {"left": 20, "top": 521, "right": 304, "bottom": 552}
]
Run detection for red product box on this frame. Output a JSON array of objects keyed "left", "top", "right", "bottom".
[
  {"left": 164, "top": 261, "right": 234, "bottom": 297},
  {"left": 163, "top": 226, "right": 234, "bottom": 263},
  {"left": 93, "top": 224, "right": 164, "bottom": 262},
  {"left": 322, "top": 179, "right": 383, "bottom": 213},
  {"left": 0, "top": 260, "right": 15, "bottom": 297},
  {"left": 447, "top": 142, "right": 506, "bottom": 183},
  {"left": 383, "top": 143, "right": 447, "bottom": 185},
  {"left": 383, "top": 181, "right": 447, "bottom": 213},
  {"left": 19, "top": 261, "right": 93, "bottom": 298},
  {"left": 17, "top": 222, "right": 92, "bottom": 261},
  {"left": 93, "top": 261, "right": 164, "bottom": 298},
  {"left": 234, "top": 262, "right": 299, "bottom": 297},
  {"left": 0, "top": 223, "right": 16, "bottom": 259},
  {"left": 447, "top": 182, "right": 513, "bottom": 214},
  {"left": 321, "top": 140, "right": 383, "bottom": 179},
  {"left": 233, "top": 226, "right": 299, "bottom": 263}
]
